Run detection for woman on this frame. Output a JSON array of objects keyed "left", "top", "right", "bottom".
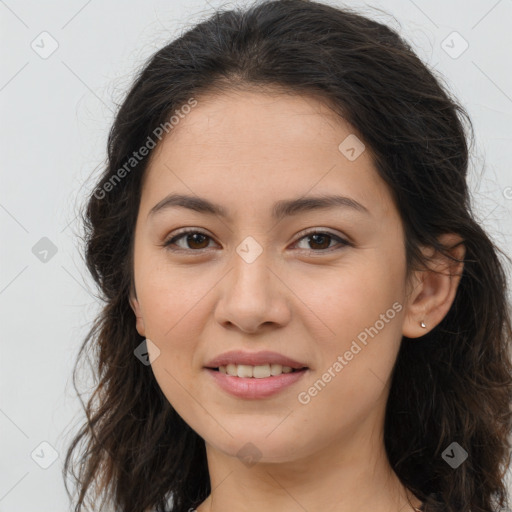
[{"left": 63, "top": 1, "right": 512, "bottom": 511}]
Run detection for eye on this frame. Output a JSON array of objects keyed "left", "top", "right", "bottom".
[
  {"left": 163, "top": 229, "right": 216, "bottom": 252},
  {"left": 293, "top": 229, "right": 351, "bottom": 252},
  {"left": 162, "top": 228, "right": 351, "bottom": 253}
]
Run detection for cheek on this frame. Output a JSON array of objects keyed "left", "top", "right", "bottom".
[
  {"left": 135, "top": 246, "right": 207, "bottom": 333},
  {"left": 133, "top": 260, "right": 210, "bottom": 390},
  {"left": 292, "top": 290, "right": 403, "bottom": 442},
  {"left": 291, "top": 251, "right": 405, "bottom": 400},
  {"left": 137, "top": 267, "right": 210, "bottom": 414},
  {"left": 295, "top": 251, "right": 405, "bottom": 342}
]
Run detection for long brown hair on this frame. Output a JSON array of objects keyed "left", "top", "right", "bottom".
[{"left": 63, "top": 1, "right": 512, "bottom": 511}]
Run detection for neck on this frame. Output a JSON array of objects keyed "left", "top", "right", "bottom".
[{"left": 195, "top": 408, "right": 422, "bottom": 512}]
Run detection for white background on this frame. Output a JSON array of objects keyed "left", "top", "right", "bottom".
[{"left": 1, "top": 0, "right": 511, "bottom": 510}]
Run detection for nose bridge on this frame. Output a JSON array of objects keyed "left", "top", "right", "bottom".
[
  {"left": 214, "top": 233, "right": 290, "bottom": 331},
  {"left": 231, "top": 234, "right": 273, "bottom": 303},
  {"left": 233, "top": 237, "right": 270, "bottom": 294}
]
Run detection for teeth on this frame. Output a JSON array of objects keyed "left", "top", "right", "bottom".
[{"left": 219, "top": 363, "right": 296, "bottom": 377}]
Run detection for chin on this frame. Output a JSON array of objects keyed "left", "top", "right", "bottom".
[{"left": 204, "top": 429, "right": 309, "bottom": 465}]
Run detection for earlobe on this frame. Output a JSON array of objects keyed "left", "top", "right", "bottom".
[
  {"left": 402, "top": 233, "right": 465, "bottom": 339},
  {"left": 129, "top": 292, "right": 146, "bottom": 338}
]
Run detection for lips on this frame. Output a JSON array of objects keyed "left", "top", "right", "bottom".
[
  {"left": 206, "top": 366, "right": 308, "bottom": 399},
  {"left": 204, "top": 350, "right": 308, "bottom": 370}
]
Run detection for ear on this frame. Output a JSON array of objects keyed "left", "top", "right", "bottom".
[
  {"left": 129, "top": 287, "right": 146, "bottom": 338},
  {"left": 402, "top": 233, "right": 465, "bottom": 338}
]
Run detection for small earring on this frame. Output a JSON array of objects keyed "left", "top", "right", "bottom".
[{"left": 420, "top": 321, "right": 427, "bottom": 328}]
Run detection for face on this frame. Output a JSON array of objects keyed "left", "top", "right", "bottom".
[{"left": 129, "top": 88, "right": 415, "bottom": 464}]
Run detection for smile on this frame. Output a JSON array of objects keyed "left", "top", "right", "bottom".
[
  {"left": 216, "top": 363, "right": 305, "bottom": 378},
  {"left": 205, "top": 366, "right": 308, "bottom": 399}
]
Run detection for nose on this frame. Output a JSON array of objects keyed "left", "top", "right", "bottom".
[{"left": 213, "top": 249, "right": 292, "bottom": 334}]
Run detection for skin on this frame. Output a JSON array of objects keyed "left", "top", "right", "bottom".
[{"left": 129, "top": 88, "right": 465, "bottom": 512}]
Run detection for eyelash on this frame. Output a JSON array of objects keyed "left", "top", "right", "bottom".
[{"left": 162, "top": 228, "right": 351, "bottom": 254}]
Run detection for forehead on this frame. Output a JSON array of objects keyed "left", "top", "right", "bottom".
[
  {"left": 140, "top": 89, "right": 395, "bottom": 221},
  {"left": 154, "top": 88, "right": 354, "bottom": 157}
]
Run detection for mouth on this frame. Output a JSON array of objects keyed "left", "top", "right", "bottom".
[
  {"left": 205, "top": 365, "right": 309, "bottom": 399},
  {"left": 206, "top": 364, "right": 309, "bottom": 378},
  {"left": 204, "top": 350, "right": 309, "bottom": 374}
]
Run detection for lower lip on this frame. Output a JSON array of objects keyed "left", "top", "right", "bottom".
[{"left": 205, "top": 368, "right": 308, "bottom": 399}]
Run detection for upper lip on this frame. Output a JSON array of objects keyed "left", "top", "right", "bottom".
[{"left": 205, "top": 350, "right": 308, "bottom": 370}]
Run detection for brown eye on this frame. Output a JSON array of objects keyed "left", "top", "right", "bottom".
[
  {"left": 306, "top": 233, "right": 332, "bottom": 250},
  {"left": 163, "top": 229, "right": 351, "bottom": 254},
  {"left": 163, "top": 230, "right": 215, "bottom": 251},
  {"left": 294, "top": 231, "right": 350, "bottom": 252}
]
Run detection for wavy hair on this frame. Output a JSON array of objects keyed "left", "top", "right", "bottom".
[{"left": 63, "top": 1, "right": 512, "bottom": 511}]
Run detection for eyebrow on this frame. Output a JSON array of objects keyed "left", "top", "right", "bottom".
[{"left": 147, "top": 193, "right": 370, "bottom": 221}]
